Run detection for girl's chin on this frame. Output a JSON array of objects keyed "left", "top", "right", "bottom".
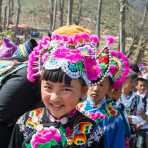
[
  {"left": 49, "top": 108, "right": 66, "bottom": 119},
  {"left": 50, "top": 111, "right": 65, "bottom": 119}
]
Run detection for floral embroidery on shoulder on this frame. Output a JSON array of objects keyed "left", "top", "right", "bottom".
[
  {"left": 17, "top": 108, "right": 45, "bottom": 139},
  {"left": 105, "top": 102, "right": 118, "bottom": 117},
  {"left": 65, "top": 121, "right": 93, "bottom": 146},
  {"left": 23, "top": 108, "right": 44, "bottom": 130}
]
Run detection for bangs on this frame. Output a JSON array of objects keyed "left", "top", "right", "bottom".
[
  {"left": 41, "top": 68, "right": 72, "bottom": 86},
  {"left": 41, "top": 68, "right": 86, "bottom": 86}
]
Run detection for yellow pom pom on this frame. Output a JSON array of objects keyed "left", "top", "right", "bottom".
[{"left": 53, "top": 25, "right": 91, "bottom": 35}]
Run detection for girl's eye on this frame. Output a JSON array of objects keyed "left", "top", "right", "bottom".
[
  {"left": 100, "top": 83, "right": 103, "bottom": 87},
  {"left": 44, "top": 86, "right": 52, "bottom": 89},
  {"left": 64, "top": 88, "right": 72, "bottom": 91}
]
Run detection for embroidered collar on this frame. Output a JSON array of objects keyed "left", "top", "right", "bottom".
[
  {"left": 136, "top": 91, "right": 146, "bottom": 98},
  {"left": 46, "top": 108, "right": 77, "bottom": 125},
  {"left": 87, "top": 96, "right": 107, "bottom": 108}
]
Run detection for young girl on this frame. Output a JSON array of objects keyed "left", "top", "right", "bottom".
[
  {"left": 8, "top": 33, "right": 104, "bottom": 148},
  {"left": 77, "top": 37, "right": 131, "bottom": 148}
]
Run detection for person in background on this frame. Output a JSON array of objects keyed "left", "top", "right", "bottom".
[
  {"left": 119, "top": 72, "right": 138, "bottom": 115},
  {"left": 129, "top": 77, "right": 148, "bottom": 148},
  {"left": 110, "top": 87, "right": 122, "bottom": 101},
  {"left": 0, "top": 38, "right": 41, "bottom": 148},
  {"left": 130, "top": 64, "right": 142, "bottom": 77},
  {"left": 77, "top": 38, "right": 131, "bottom": 148}
]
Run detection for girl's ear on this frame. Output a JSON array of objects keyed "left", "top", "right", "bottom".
[{"left": 81, "top": 86, "right": 88, "bottom": 98}]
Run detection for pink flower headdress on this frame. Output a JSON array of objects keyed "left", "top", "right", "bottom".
[{"left": 27, "top": 33, "right": 101, "bottom": 85}]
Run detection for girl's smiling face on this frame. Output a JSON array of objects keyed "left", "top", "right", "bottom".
[{"left": 41, "top": 79, "right": 86, "bottom": 119}]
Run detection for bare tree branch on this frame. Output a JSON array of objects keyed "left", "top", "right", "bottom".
[
  {"left": 48, "top": 0, "right": 54, "bottom": 31},
  {"left": 59, "top": 0, "right": 64, "bottom": 26},
  {"left": 52, "top": 0, "right": 57, "bottom": 31},
  {"left": 76, "top": 0, "right": 83, "bottom": 25},
  {"left": 3, "top": 6, "right": 7, "bottom": 30},
  {"left": 67, "top": 0, "right": 73, "bottom": 25},
  {"left": 119, "top": 0, "right": 126, "bottom": 54},
  {"left": 96, "top": 0, "right": 102, "bottom": 37},
  {"left": 15, "top": 0, "right": 21, "bottom": 33}
]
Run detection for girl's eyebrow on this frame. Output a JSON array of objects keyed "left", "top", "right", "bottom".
[
  {"left": 44, "top": 82, "right": 73, "bottom": 88},
  {"left": 62, "top": 84, "right": 73, "bottom": 88},
  {"left": 44, "top": 81, "right": 52, "bottom": 86}
]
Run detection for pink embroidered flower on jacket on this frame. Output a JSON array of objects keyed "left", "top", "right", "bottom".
[{"left": 31, "top": 126, "right": 61, "bottom": 148}]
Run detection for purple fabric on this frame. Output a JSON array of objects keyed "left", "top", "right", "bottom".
[{"left": 0, "top": 38, "right": 17, "bottom": 58}]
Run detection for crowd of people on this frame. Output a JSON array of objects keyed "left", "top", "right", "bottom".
[{"left": 0, "top": 25, "right": 147, "bottom": 148}]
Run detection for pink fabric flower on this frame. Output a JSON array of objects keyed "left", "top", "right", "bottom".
[
  {"left": 68, "top": 37, "right": 76, "bottom": 45},
  {"left": 90, "top": 35, "right": 100, "bottom": 44},
  {"left": 111, "top": 50, "right": 118, "bottom": 57},
  {"left": 89, "top": 112, "right": 106, "bottom": 120},
  {"left": 73, "top": 33, "right": 82, "bottom": 42},
  {"left": 51, "top": 34, "right": 62, "bottom": 40},
  {"left": 105, "top": 35, "right": 116, "bottom": 45},
  {"left": 31, "top": 126, "right": 61, "bottom": 148},
  {"left": 109, "top": 65, "right": 118, "bottom": 75},
  {"left": 112, "top": 77, "right": 125, "bottom": 89},
  {"left": 81, "top": 33, "right": 90, "bottom": 41},
  {"left": 53, "top": 48, "right": 83, "bottom": 62},
  {"left": 84, "top": 57, "right": 102, "bottom": 80},
  {"left": 62, "top": 35, "right": 68, "bottom": 41}
]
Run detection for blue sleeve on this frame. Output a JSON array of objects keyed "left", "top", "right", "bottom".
[{"left": 103, "top": 115, "right": 127, "bottom": 148}]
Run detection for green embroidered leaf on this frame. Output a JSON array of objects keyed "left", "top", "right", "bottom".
[
  {"left": 59, "top": 126, "right": 67, "bottom": 146},
  {"left": 76, "top": 61, "right": 84, "bottom": 73},
  {"left": 25, "top": 143, "right": 32, "bottom": 148},
  {"left": 38, "top": 139, "right": 58, "bottom": 148},
  {"left": 25, "top": 140, "right": 58, "bottom": 148}
]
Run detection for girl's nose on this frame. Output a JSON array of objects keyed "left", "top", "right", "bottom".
[
  {"left": 50, "top": 92, "right": 60, "bottom": 102},
  {"left": 93, "top": 85, "right": 99, "bottom": 91}
]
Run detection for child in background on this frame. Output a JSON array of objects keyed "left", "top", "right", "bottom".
[
  {"left": 130, "top": 77, "right": 148, "bottom": 127},
  {"left": 136, "top": 78, "right": 147, "bottom": 99},
  {"left": 138, "top": 77, "right": 148, "bottom": 122},
  {"left": 9, "top": 33, "right": 104, "bottom": 148},
  {"left": 77, "top": 37, "right": 131, "bottom": 148},
  {"left": 120, "top": 72, "right": 138, "bottom": 115},
  {"left": 129, "top": 78, "right": 148, "bottom": 148}
]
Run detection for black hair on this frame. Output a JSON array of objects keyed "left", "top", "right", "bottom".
[
  {"left": 29, "top": 38, "right": 37, "bottom": 49},
  {"left": 48, "top": 32, "right": 52, "bottom": 37},
  {"left": 108, "top": 76, "right": 114, "bottom": 85},
  {"left": 41, "top": 68, "right": 86, "bottom": 86},
  {"left": 130, "top": 64, "right": 141, "bottom": 74},
  {"left": 126, "top": 71, "right": 138, "bottom": 81},
  {"left": 136, "top": 77, "right": 148, "bottom": 87}
]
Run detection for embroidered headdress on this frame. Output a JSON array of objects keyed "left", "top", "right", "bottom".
[
  {"left": 95, "top": 35, "right": 130, "bottom": 88},
  {"left": 27, "top": 33, "right": 101, "bottom": 85}
]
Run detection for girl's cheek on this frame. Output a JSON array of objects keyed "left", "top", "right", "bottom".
[
  {"left": 42, "top": 93, "right": 50, "bottom": 101},
  {"left": 42, "top": 97, "right": 50, "bottom": 106}
]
